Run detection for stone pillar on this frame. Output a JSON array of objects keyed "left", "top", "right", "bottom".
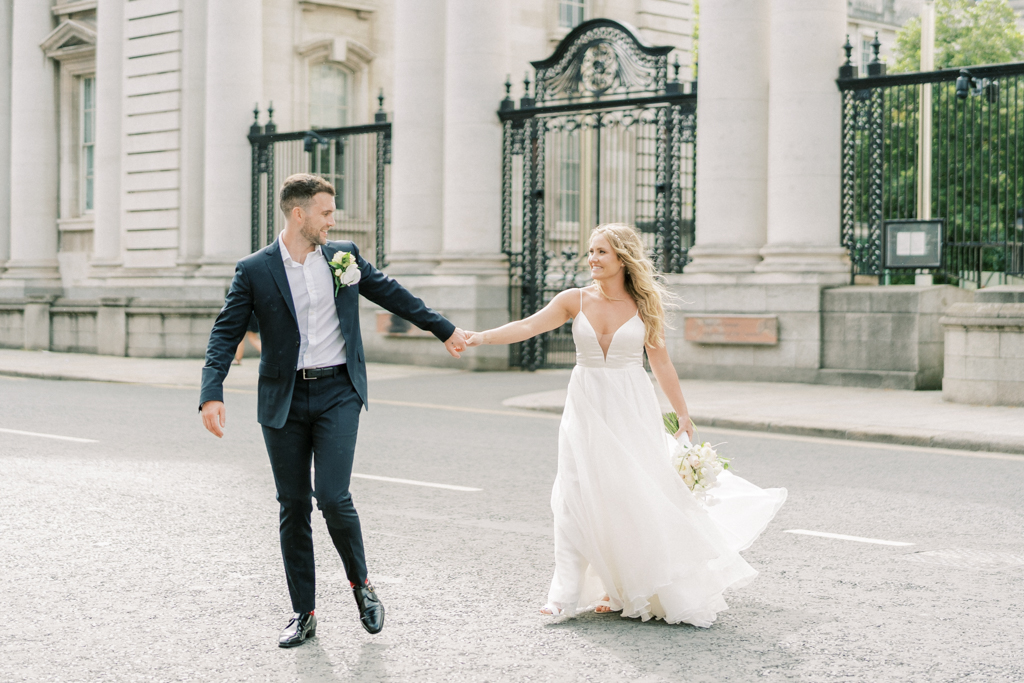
[
  {"left": 389, "top": 0, "right": 445, "bottom": 275},
  {"left": 178, "top": 0, "right": 207, "bottom": 268},
  {"left": 23, "top": 296, "right": 54, "bottom": 350},
  {"left": 756, "top": 0, "right": 848, "bottom": 279},
  {"left": 3, "top": 0, "right": 60, "bottom": 287},
  {"left": 197, "top": 0, "right": 262, "bottom": 276},
  {"left": 0, "top": 0, "right": 12, "bottom": 273},
  {"left": 684, "top": 0, "right": 769, "bottom": 276},
  {"left": 96, "top": 297, "right": 128, "bottom": 356},
  {"left": 91, "top": 0, "right": 125, "bottom": 270},
  {"left": 437, "top": 0, "right": 506, "bottom": 274}
]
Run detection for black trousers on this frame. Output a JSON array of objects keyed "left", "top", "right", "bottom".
[{"left": 261, "top": 368, "right": 366, "bottom": 613}]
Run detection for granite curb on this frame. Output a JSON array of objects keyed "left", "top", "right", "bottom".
[{"left": 504, "top": 397, "right": 1024, "bottom": 457}]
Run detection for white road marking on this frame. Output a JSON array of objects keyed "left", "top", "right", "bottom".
[
  {"left": 372, "top": 398, "right": 561, "bottom": 420},
  {"left": 352, "top": 472, "right": 482, "bottom": 492},
  {"left": 0, "top": 427, "right": 99, "bottom": 443},
  {"left": 784, "top": 529, "right": 914, "bottom": 547}
]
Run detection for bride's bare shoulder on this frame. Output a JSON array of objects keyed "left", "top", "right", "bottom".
[{"left": 550, "top": 288, "right": 587, "bottom": 317}]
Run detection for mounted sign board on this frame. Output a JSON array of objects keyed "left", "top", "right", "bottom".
[
  {"left": 883, "top": 219, "right": 944, "bottom": 269},
  {"left": 684, "top": 316, "right": 779, "bottom": 345}
]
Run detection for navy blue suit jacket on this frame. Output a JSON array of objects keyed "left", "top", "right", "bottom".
[{"left": 199, "top": 239, "right": 455, "bottom": 429}]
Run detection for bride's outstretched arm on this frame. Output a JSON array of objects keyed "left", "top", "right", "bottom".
[
  {"left": 647, "top": 341, "right": 695, "bottom": 441},
  {"left": 465, "top": 289, "right": 577, "bottom": 347}
]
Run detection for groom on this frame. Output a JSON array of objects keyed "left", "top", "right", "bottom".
[{"left": 199, "top": 173, "right": 466, "bottom": 647}]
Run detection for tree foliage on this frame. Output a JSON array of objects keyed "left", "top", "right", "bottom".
[{"left": 892, "top": 0, "right": 1024, "bottom": 73}]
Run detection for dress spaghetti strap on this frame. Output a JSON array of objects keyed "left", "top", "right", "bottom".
[{"left": 579, "top": 288, "right": 584, "bottom": 316}]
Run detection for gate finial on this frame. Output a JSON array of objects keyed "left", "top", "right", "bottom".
[
  {"left": 839, "top": 35, "right": 857, "bottom": 79},
  {"left": 500, "top": 75, "right": 515, "bottom": 111},
  {"left": 375, "top": 89, "right": 388, "bottom": 123},
  {"left": 520, "top": 72, "right": 535, "bottom": 109}
]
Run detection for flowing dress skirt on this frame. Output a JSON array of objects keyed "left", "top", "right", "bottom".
[{"left": 547, "top": 364, "right": 787, "bottom": 626}]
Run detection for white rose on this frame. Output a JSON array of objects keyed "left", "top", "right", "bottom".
[
  {"left": 340, "top": 263, "right": 361, "bottom": 286},
  {"left": 687, "top": 454, "right": 700, "bottom": 468},
  {"left": 682, "top": 472, "right": 695, "bottom": 487}
]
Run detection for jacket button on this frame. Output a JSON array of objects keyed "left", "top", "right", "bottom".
[{"left": 295, "top": 341, "right": 299, "bottom": 347}]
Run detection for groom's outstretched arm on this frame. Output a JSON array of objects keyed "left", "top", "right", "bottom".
[
  {"left": 199, "top": 262, "right": 254, "bottom": 435},
  {"left": 352, "top": 244, "right": 466, "bottom": 356}
]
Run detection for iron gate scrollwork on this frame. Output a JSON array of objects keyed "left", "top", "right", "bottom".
[
  {"left": 499, "top": 19, "right": 697, "bottom": 370},
  {"left": 248, "top": 100, "right": 392, "bottom": 267}
]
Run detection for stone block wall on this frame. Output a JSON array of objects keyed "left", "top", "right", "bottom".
[
  {"left": 820, "top": 285, "right": 973, "bottom": 389},
  {"left": 0, "top": 307, "right": 24, "bottom": 347},
  {"left": 942, "top": 296, "right": 1024, "bottom": 406},
  {"left": 0, "top": 299, "right": 218, "bottom": 358},
  {"left": 666, "top": 282, "right": 825, "bottom": 383}
]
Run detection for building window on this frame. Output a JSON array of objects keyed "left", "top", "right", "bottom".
[
  {"left": 861, "top": 37, "right": 873, "bottom": 76},
  {"left": 559, "top": 0, "right": 586, "bottom": 29},
  {"left": 309, "top": 62, "right": 350, "bottom": 129},
  {"left": 80, "top": 76, "right": 95, "bottom": 213}
]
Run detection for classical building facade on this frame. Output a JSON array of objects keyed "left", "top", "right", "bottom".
[{"left": 0, "top": 0, "right": 693, "bottom": 363}]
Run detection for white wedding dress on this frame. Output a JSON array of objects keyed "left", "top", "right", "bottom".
[{"left": 545, "top": 293, "right": 787, "bottom": 627}]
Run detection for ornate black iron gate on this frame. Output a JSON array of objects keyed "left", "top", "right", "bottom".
[
  {"left": 248, "top": 102, "right": 392, "bottom": 266},
  {"left": 499, "top": 19, "right": 697, "bottom": 370}
]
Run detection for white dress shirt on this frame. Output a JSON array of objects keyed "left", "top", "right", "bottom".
[{"left": 279, "top": 236, "right": 347, "bottom": 370}]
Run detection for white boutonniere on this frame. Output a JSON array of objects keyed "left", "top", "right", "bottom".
[{"left": 330, "top": 251, "right": 361, "bottom": 295}]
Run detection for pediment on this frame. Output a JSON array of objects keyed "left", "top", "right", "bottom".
[
  {"left": 297, "top": 37, "right": 375, "bottom": 65},
  {"left": 40, "top": 19, "right": 97, "bottom": 59}
]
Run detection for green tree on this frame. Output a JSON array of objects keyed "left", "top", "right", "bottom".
[{"left": 891, "top": 0, "right": 1024, "bottom": 73}]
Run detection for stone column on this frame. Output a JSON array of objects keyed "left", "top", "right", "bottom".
[
  {"left": 3, "top": 0, "right": 60, "bottom": 287},
  {"left": 684, "top": 0, "right": 769, "bottom": 276},
  {"left": 437, "top": 0, "right": 507, "bottom": 274},
  {"left": 178, "top": 0, "right": 207, "bottom": 268},
  {"left": 197, "top": 0, "right": 262, "bottom": 277},
  {"left": 755, "top": 0, "right": 848, "bottom": 279},
  {"left": 90, "top": 0, "right": 125, "bottom": 270},
  {"left": 388, "top": 0, "right": 445, "bottom": 275},
  {"left": 0, "top": 0, "right": 12, "bottom": 272}
]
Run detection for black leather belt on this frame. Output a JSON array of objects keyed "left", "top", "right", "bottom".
[{"left": 298, "top": 364, "right": 345, "bottom": 380}]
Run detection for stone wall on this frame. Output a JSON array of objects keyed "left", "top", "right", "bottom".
[
  {"left": 942, "top": 287, "right": 1024, "bottom": 406},
  {"left": 667, "top": 282, "right": 825, "bottom": 384},
  {"left": 820, "top": 285, "right": 972, "bottom": 389},
  {"left": 0, "top": 299, "right": 219, "bottom": 358}
]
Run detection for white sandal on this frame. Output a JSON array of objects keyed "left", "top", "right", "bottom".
[
  {"left": 594, "top": 597, "right": 620, "bottom": 614},
  {"left": 539, "top": 603, "right": 565, "bottom": 616}
]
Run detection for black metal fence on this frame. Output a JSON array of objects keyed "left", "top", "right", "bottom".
[
  {"left": 499, "top": 19, "right": 696, "bottom": 370},
  {"left": 248, "top": 104, "right": 392, "bottom": 266},
  {"left": 839, "top": 41, "right": 1024, "bottom": 287}
]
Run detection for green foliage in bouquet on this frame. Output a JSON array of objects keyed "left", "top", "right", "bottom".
[{"left": 663, "top": 411, "right": 680, "bottom": 435}]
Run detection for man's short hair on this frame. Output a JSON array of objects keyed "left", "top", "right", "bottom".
[{"left": 280, "top": 174, "right": 336, "bottom": 215}]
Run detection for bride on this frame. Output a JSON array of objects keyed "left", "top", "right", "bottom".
[{"left": 464, "top": 223, "right": 786, "bottom": 627}]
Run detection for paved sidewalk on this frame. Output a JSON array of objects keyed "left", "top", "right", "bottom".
[
  {"left": 504, "top": 381, "right": 1024, "bottom": 456},
  {"left": 2, "top": 348, "right": 1024, "bottom": 455}
]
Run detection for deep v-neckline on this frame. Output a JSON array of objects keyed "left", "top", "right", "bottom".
[{"left": 579, "top": 311, "right": 639, "bottom": 362}]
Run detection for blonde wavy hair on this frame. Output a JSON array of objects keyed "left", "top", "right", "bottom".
[{"left": 589, "top": 223, "right": 673, "bottom": 348}]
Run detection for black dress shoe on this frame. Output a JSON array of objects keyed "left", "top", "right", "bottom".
[
  {"left": 353, "top": 582, "right": 385, "bottom": 634},
  {"left": 278, "top": 612, "right": 316, "bottom": 648}
]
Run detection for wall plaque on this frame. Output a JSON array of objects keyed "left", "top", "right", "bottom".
[{"left": 684, "top": 315, "right": 779, "bottom": 345}]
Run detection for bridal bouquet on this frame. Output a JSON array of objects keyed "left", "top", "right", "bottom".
[{"left": 663, "top": 412, "right": 730, "bottom": 504}]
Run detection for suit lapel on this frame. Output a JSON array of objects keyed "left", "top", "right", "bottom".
[
  {"left": 322, "top": 242, "right": 349, "bottom": 323},
  {"left": 263, "top": 239, "right": 299, "bottom": 327}
]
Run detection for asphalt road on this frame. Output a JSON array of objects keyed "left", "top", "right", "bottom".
[{"left": 1, "top": 370, "right": 1022, "bottom": 683}]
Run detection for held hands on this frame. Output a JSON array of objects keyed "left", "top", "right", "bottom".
[
  {"left": 464, "top": 331, "right": 483, "bottom": 347},
  {"left": 201, "top": 400, "right": 227, "bottom": 438},
  {"left": 444, "top": 328, "right": 469, "bottom": 358}
]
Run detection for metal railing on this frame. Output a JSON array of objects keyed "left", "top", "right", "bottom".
[
  {"left": 838, "top": 41, "right": 1024, "bottom": 287},
  {"left": 248, "top": 104, "right": 392, "bottom": 267}
]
